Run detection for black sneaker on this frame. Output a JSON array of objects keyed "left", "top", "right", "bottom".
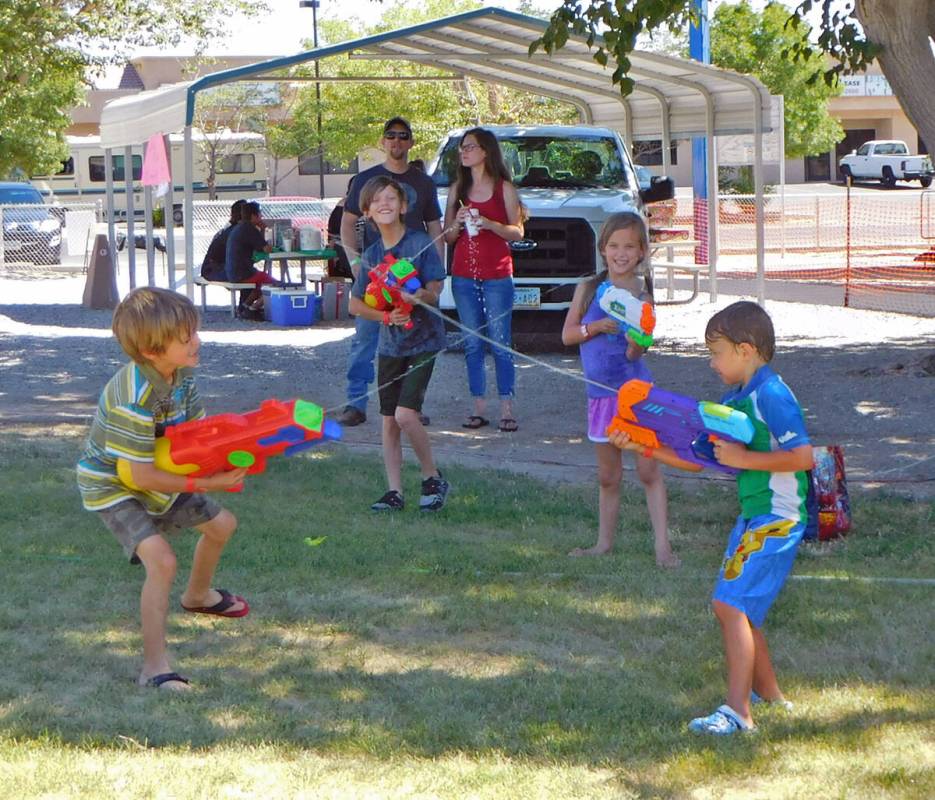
[
  {"left": 419, "top": 473, "right": 450, "bottom": 512},
  {"left": 337, "top": 406, "right": 367, "bottom": 426},
  {"left": 371, "top": 490, "right": 404, "bottom": 511}
]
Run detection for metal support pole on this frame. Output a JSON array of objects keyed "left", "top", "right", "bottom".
[
  {"left": 706, "top": 101, "right": 718, "bottom": 302},
  {"left": 753, "top": 104, "right": 765, "bottom": 307},
  {"left": 184, "top": 125, "right": 195, "bottom": 300},
  {"left": 163, "top": 134, "right": 177, "bottom": 289},
  {"left": 313, "top": 0, "right": 324, "bottom": 199},
  {"left": 299, "top": 0, "right": 326, "bottom": 198},
  {"left": 143, "top": 184, "right": 155, "bottom": 286},
  {"left": 778, "top": 95, "right": 786, "bottom": 260},
  {"left": 844, "top": 180, "right": 852, "bottom": 307},
  {"left": 124, "top": 145, "right": 137, "bottom": 289},
  {"left": 104, "top": 148, "right": 117, "bottom": 268}
]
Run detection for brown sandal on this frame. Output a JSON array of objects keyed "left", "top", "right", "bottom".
[
  {"left": 462, "top": 415, "right": 489, "bottom": 429},
  {"left": 498, "top": 418, "right": 518, "bottom": 432}
]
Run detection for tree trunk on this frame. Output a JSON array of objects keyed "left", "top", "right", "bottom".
[{"left": 856, "top": 0, "right": 935, "bottom": 152}]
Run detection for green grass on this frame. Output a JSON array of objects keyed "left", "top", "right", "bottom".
[{"left": 1, "top": 432, "right": 933, "bottom": 799}]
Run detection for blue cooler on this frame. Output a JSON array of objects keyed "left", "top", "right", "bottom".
[
  {"left": 261, "top": 285, "right": 275, "bottom": 321},
  {"left": 269, "top": 289, "right": 319, "bottom": 326}
]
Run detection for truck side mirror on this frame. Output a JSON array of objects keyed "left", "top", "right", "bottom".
[{"left": 640, "top": 175, "right": 675, "bottom": 205}]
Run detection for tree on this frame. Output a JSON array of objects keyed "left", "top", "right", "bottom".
[
  {"left": 534, "top": 0, "right": 935, "bottom": 157},
  {"left": 266, "top": 0, "right": 577, "bottom": 176},
  {"left": 711, "top": 2, "right": 842, "bottom": 159},
  {"left": 0, "top": 0, "right": 264, "bottom": 178},
  {"left": 192, "top": 83, "right": 270, "bottom": 198},
  {"left": 0, "top": 2, "right": 84, "bottom": 177}
]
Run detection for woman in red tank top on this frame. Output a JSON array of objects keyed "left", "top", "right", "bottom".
[{"left": 443, "top": 128, "right": 525, "bottom": 432}]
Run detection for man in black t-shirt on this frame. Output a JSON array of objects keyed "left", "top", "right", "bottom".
[
  {"left": 224, "top": 201, "right": 274, "bottom": 317},
  {"left": 201, "top": 199, "right": 246, "bottom": 281}
]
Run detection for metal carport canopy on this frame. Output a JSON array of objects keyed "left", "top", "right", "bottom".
[{"left": 100, "top": 6, "right": 777, "bottom": 301}]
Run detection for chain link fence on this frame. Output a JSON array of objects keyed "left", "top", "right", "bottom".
[
  {"left": 0, "top": 202, "right": 100, "bottom": 273},
  {"left": 7, "top": 192, "right": 934, "bottom": 318},
  {"left": 660, "top": 190, "right": 935, "bottom": 316}
]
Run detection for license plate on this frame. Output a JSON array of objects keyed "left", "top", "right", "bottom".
[
  {"left": 4, "top": 239, "right": 22, "bottom": 251},
  {"left": 513, "top": 287, "right": 540, "bottom": 308}
]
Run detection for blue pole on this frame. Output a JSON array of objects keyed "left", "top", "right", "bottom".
[{"left": 690, "top": 0, "right": 710, "bottom": 263}]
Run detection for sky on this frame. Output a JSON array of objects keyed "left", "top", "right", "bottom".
[
  {"left": 132, "top": 0, "right": 781, "bottom": 60},
  {"left": 140, "top": 0, "right": 529, "bottom": 59}
]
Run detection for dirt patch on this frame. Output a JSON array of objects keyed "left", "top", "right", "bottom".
[{"left": 2, "top": 281, "right": 935, "bottom": 497}]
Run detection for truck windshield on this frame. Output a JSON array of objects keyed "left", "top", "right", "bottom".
[{"left": 433, "top": 135, "right": 630, "bottom": 189}]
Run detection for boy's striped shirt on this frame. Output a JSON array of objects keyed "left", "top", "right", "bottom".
[{"left": 77, "top": 362, "right": 204, "bottom": 513}]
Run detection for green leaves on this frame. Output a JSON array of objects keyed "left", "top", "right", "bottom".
[
  {"left": 711, "top": 1, "right": 843, "bottom": 159},
  {"left": 0, "top": 0, "right": 266, "bottom": 177},
  {"left": 530, "top": 0, "right": 880, "bottom": 104}
]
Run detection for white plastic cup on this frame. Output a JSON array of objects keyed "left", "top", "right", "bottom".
[{"left": 464, "top": 207, "right": 480, "bottom": 237}]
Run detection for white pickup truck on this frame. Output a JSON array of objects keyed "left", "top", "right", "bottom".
[
  {"left": 838, "top": 140, "right": 934, "bottom": 188},
  {"left": 429, "top": 124, "right": 674, "bottom": 314}
]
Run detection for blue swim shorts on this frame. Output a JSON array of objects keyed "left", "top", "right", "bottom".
[{"left": 712, "top": 513, "right": 805, "bottom": 628}]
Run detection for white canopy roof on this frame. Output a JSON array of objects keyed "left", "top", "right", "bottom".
[
  {"left": 100, "top": 81, "right": 194, "bottom": 149},
  {"left": 100, "top": 7, "right": 775, "bottom": 148}
]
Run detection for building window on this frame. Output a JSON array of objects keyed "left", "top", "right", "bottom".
[
  {"left": 298, "top": 155, "right": 359, "bottom": 176},
  {"left": 89, "top": 155, "right": 142, "bottom": 182},
  {"left": 633, "top": 140, "right": 678, "bottom": 167},
  {"left": 216, "top": 153, "right": 256, "bottom": 174}
]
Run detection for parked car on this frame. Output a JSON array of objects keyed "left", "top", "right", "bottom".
[
  {"left": 0, "top": 182, "right": 63, "bottom": 265},
  {"left": 838, "top": 140, "right": 934, "bottom": 188},
  {"left": 430, "top": 125, "right": 674, "bottom": 313}
]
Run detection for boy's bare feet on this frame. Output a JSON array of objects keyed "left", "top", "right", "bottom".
[
  {"left": 568, "top": 545, "right": 613, "bottom": 557},
  {"left": 139, "top": 671, "right": 191, "bottom": 691}
]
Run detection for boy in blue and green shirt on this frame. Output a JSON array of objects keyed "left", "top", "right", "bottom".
[{"left": 611, "top": 301, "right": 813, "bottom": 735}]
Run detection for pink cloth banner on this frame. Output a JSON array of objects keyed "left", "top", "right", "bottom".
[{"left": 141, "top": 134, "right": 171, "bottom": 197}]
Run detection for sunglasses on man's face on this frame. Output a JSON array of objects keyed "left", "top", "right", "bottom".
[{"left": 383, "top": 130, "right": 411, "bottom": 140}]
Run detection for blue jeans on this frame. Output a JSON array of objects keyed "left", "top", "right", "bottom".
[
  {"left": 345, "top": 316, "right": 380, "bottom": 411},
  {"left": 451, "top": 275, "right": 515, "bottom": 399}
]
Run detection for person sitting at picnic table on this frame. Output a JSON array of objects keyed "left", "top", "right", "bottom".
[
  {"left": 225, "top": 201, "right": 276, "bottom": 320},
  {"left": 201, "top": 199, "right": 245, "bottom": 281}
]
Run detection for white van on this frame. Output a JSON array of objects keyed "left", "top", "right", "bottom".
[{"left": 31, "top": 131, "right": 269, "bottom": 223}]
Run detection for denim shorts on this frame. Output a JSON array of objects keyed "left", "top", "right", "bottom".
[{"left": 97, "top": 493, "right": 222, "bottom": 564}]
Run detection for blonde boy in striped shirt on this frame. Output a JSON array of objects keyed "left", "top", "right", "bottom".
[{"left": 78, "top": 287, "right": 249, "bottom": 691}]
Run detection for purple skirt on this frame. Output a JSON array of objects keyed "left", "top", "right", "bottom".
[{"left": 587, "top": 396, "right": 618, "bottom": 443}]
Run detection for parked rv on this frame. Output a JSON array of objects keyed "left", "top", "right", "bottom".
[{"left": 31, "top": 131, "right": 269, "bottom": 223}]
